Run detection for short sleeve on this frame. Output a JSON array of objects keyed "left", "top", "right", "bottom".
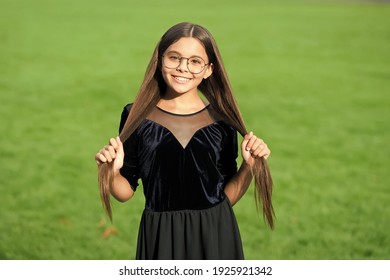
[
  {"left": 219, "top": 124, "right": 238, "bottom": 184},
  {"left": 118, "top": 104, "right": 139, "bottom": 191}
]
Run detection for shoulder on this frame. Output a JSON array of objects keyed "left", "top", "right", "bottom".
[
  {"left": 120, "top": 103, "right": 134, "bottom": 119},
  {"left": 218, "top": 121, "right": 237, "bottom": 139},
  {"left": 119, "top": 103, "right": 134, "bottom": 133},
  {"left": 123, "top": 103, "right": 133, "bottom": 113},
  {"left": 207, "top": 105, "right": 237, "bottom": 133}
]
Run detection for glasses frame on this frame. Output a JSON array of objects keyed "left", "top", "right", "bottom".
[{"left": 162, "top": 52, "right": 210, "bottom": 74}]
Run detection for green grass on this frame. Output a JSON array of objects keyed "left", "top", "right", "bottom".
[{"left": 0, "top": 0, "right": 389, "bottom": 260}]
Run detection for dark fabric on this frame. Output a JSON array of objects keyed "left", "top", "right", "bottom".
[
  {"left": 119, "top": 104, "right": 238, "bottom": 212},
  {"left": 136, "top": 197, "right": 244, "bottom": 260},
  {"left": 119, "top": 105, "right": 139, "bottom": 190},
  {"left": 118, "top": 103, "right": 244, "bottom": 260}
]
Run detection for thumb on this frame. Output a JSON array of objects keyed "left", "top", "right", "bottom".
[
  {"left": 241, "top": 131, "right": 253, "bottom": 151},
  {"left": 115, "top": 136, "right": 124, "bottom": 156}
]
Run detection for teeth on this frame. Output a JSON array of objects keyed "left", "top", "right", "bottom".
[{"left": 174, "top": 76, "right": 190, "bottom": 82}]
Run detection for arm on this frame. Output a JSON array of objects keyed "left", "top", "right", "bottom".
[
  {"left": 224, "top": 131, "right": 271, "bottom": 205},
  {"left": 110, "top": 172, "right": 134, "bottom": 202},
  {"left": 224, "top": 161, "right": 253, "bottom": 205}
]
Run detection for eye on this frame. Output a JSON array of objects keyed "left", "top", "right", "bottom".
[
  {"left": 167, "top": 53, "right": 180, "bottom": 61},
  {"left": 189, "top": 57, "right": 203, "bottom": 65}
]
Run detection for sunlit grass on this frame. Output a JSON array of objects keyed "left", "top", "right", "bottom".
[{"left": 0, "top": 0, "right": 389, "bottom": 259}]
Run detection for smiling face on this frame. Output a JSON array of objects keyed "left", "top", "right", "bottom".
[{"left": 161, "top": 37, "right": 213, "bottom": 97}]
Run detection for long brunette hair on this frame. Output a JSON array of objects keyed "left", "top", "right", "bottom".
[{"left": 98, "top": 22, "right": 275, "bottom": 229}]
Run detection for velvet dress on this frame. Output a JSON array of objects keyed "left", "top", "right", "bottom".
[{"left": 119, "top": 103, "right": 244, "bottom": 260}]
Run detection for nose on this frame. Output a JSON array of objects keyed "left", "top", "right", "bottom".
[{"left": 176, "top": 58, "right": 189, "bottom": 72}]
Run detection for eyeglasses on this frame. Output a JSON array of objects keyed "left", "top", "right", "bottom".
[{"left": 162, "top": 51, "right": 210, "bottom": 74}]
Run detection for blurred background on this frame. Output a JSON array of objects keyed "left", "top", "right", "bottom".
[{"left": 0, "top": 0, "right": 389, "bottom": 259}]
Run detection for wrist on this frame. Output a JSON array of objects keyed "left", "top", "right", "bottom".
[
  {"left": 240, "top": 160, "right": 253, "bottom": 172},
  {"left": 113, "top": 168, "right": 121, "bottom": 177}
]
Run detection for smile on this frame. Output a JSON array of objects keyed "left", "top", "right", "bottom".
[{"left": 173, "top": 75, "right": 192, "bottom": 83}]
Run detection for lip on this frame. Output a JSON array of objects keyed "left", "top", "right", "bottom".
[{"left": 172, "top": 75, "right": 192, "bottom": 83}]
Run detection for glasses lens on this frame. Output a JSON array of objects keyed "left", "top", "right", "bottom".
[
  {"left": 187, "top": 57, "right": 205, "bottom": 74},
  {"left": 163, "top": 52, "right": 206, "bottom": 74},
  {"left": 163, "top": 52, "right": 181, "bottom": 69}
]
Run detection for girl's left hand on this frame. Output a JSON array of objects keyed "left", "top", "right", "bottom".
[{"left": 241, "top": 131, "right": 271, "bottom": 167}]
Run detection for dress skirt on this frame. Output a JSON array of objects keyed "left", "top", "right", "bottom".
[{"left": 135, "top": 198, "right": 244, "bottom": 260}]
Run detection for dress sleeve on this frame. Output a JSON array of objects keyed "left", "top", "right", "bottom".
[
  {"left": 118, "top": 104, "right": 139, "bottom": 191},
  {"left": 220, "top": 124, "right": 238, "bottom": 184}
]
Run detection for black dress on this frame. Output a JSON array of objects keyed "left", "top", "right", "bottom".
[{"left": 119, "top": 103, "right": 244, "bottom": 260}]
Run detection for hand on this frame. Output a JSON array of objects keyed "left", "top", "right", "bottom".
[
  {"left": 241, "top": 131, "right": 271, "bottom": 167},
  {"left": 95, "top": 136, "right": 124, "bottom": 174}
]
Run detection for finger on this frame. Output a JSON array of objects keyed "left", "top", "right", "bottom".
[
  {"left": 115, "top": 136, "right": 123, "bottom": 153},
  {"left": 109, "top": 138, "right": 118, "bottom": 150},
  {"left": 101, "top": 149, "right": 113, "bottom": 162},
  {"left": 95, "top": 153, "right": 102, "bottom": 165},
  {"left": 96, "top": 153, "right": 108, "bottom": 164},
  {"left": 241, "top": 132, "right": 252, "bottom": 151},
  {"left": 246, "top": 135, "right": 258, "bottom": 151},
  {"left": 244, "top": 131, "right": 253, "bottom": 140},
  {"left": 250, "top": 138, "right": 263, "bottom": 154},
  {"left": 258, "top": 147, "right": 271, "bottom": 159},
  {"left": 243, "top": 131, "right": 254, "bottom": 151},
  {"left": 251, "top": 142, "right": 267, "bottom": 157},
  {"left": 104, "top": 145, "right": 116, "bottom": 159},
  {"left": 256, "top": 146, "right": 271, "bottom": 159}
]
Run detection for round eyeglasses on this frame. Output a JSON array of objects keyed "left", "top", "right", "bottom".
[{"left": 162, "top": 51, "right": 210, "bottom": 74}]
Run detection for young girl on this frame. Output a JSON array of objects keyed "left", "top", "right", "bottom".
[{"left": 95, "top": 22, "right": 274, "bottom": 260}]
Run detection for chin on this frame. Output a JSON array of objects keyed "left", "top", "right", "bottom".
[
  {"left": 168, "top": 83, "right": 197, "bottom": 95},
  {"left": 169, "top": 88, "right": 192, "bottom": 95}
]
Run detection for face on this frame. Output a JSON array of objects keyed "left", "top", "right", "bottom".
[{"left": 161, "top": 37, "right": 213, "bottom": 97}]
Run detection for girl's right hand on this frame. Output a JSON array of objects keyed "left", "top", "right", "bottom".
[{"left": 95, "top": 136, "right": 124, "bottom": 174}]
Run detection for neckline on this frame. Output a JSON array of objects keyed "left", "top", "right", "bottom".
[
  {"left": 156, "top": 104, "right": 210, "bottom": 117},
  {"left": 144, "top": 118, "right": 220, "bottom": 149}
]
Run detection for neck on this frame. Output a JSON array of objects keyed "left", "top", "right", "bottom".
[{"left": 158, "top": 90, "right": 207, "bottom": 114}]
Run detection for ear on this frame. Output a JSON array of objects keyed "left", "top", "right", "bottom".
[{"left": 203, "top": 63, "right": 214, "bottom": 79}]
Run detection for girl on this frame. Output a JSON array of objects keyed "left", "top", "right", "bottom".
[{"left": 95, "top": 22, "right": 274, "bottom": 260}]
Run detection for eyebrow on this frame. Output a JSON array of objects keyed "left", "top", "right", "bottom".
[{"left": 166, "top": 50, "right": 206, "bottom": 60}]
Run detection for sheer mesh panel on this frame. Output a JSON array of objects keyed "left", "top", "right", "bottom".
[{"left": 147, "top": 105, "right": 221, "bottom": 148}]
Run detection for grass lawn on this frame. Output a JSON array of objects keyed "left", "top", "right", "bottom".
[{"left": 0, "top": 0, "right": 389, "bottom": 259}]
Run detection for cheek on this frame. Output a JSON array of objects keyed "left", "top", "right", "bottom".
[
  {"left": 196, "top": 73, "right": 208, "bottom": 83},
  {"left": 161, "top": 69, "right": 170, "bottom": 83}
]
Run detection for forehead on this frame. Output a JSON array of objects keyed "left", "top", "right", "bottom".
[{"left": 165, "top": 37, "right": 208, "bottom": 59}]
